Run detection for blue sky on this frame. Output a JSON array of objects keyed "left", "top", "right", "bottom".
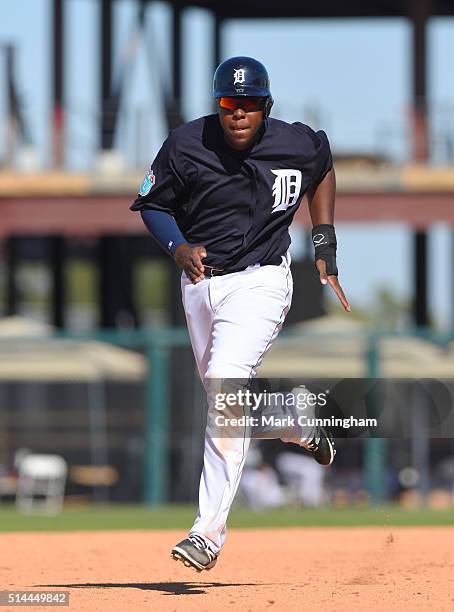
[{"left": 1, "top": 2, "right": 454, "bottom": 326}]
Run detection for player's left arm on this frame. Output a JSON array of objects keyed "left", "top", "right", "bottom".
[{"left": 307, "top": 167, "right": 351, "bottom": 312}]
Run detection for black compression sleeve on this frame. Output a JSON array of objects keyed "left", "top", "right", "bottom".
[{"left": 311, "top": 224, "right": 338, "bottom": 276}]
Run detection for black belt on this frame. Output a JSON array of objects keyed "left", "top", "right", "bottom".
[{"left": 203, "top": 255, "right": 283, "bottom": 278}]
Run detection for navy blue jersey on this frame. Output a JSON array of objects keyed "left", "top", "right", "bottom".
[{"left": 131, "top": 115, "right": 332, "bottom": 271}]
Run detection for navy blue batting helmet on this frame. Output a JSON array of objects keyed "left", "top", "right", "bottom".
[{"left": 212, "top": 56, "right": 274, "bottom": 117}]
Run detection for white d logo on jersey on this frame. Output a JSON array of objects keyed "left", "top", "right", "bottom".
[
  {"left": 271, "top": 169, "right": 302, "bottom": 212},
  {"left": 233, "top": 68, "right": 245, "bottom": 84}
]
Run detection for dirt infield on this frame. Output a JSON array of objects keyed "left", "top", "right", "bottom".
[{"left": 2, "top": 527, "right": 454, "bottom": 611}]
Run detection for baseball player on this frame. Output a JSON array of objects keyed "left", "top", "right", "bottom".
[{"left": 131, "top": 56, "right": 350, "bottom": 572}]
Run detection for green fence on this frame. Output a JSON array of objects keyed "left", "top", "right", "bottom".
[{"left": 58, "top": 327, "right": 454, "bottom": 506}]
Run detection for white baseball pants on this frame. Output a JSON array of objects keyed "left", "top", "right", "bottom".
[{"left": 181, "top": 254, "right": 306, "bottom": 553}]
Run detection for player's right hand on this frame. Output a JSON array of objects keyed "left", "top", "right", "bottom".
[{"left": 174, "top": 244, "right": 207, "bottom": 284}]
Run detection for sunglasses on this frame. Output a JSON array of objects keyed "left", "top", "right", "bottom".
[{"left": 217, "top": 96, "right": 266, "bottom": 112}]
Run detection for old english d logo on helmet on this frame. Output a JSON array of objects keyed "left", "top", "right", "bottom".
[
  {"left": 213, "top": 56, "right": 274, "bottom": 117},
  {"left": 233, "top": 68, "right": 246, "bottom": 85}
]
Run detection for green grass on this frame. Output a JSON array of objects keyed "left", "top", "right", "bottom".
[{"left": 0, "top": 504, "right": 453, "bottom": 532}]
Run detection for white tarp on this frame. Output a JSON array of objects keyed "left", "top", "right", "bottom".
[
  {"left": 261, "top": 314, "right": 454, "bottom": 378},
  {"left": 0, "top": 317, "right": 146, "bottom": 382}
]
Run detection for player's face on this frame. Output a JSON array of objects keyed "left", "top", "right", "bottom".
[{"left": 217, "top": 97, "right": 265, "bottom": 150}]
